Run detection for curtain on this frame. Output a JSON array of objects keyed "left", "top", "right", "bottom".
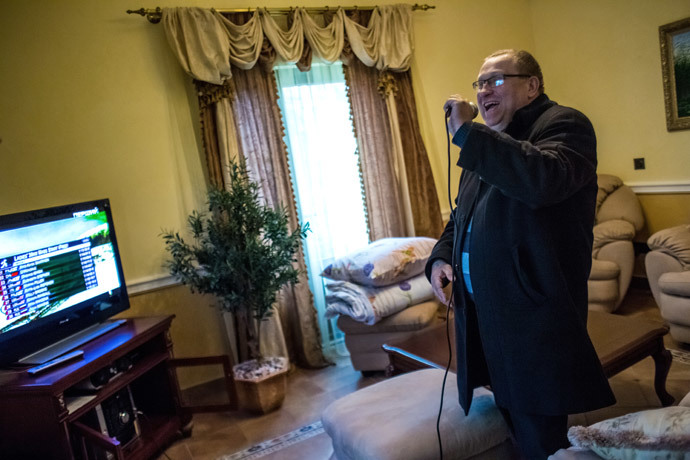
[
  {"left": 393, "top": 71, "right": 443, "bottom": 238},
  {"left": 341, "top": 8, "right": 442, "bottom": 239},
  {"left": 162, "top": 5, "right": 415, "bottom": 83},
  {"left": 274, "top": 62, "right": 369, "bottom": 352},
  {"left": 163, "top": 5, "right": 442, "bottom": 368},
  {"left": 343, "top": 57, "right": 406, "bottom": 240},
  {"left": 231, "top": 64, "right": 329, "bottom": 368}
]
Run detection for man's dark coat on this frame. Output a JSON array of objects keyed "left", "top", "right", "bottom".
[{"left": 426, "top": 94, "right": 616, "bottom": 416}]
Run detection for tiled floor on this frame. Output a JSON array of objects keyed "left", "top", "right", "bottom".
[{"left": 158, "top": 286, "right": 690, "bottom": 460}]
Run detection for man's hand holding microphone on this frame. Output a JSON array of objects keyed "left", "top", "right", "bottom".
[{"left": 443, "top": 96, "right": 478, "bottom": 136}]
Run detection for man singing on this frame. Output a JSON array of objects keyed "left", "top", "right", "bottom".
[{"left": 426, "top": 49, "right": 615, "bottom": 459}]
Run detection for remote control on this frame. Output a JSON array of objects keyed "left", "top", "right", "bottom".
[{"left": 27, "top": 350, "right": 85, "bottom": 375}]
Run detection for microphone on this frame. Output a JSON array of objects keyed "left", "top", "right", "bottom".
[
  {"left": 469, "top": 102, "right": 479, "bottom": 119},
  {"left": 445, "top": 102, "right": 479, "bottom": 119}
]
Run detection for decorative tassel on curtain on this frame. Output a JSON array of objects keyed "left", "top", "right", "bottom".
[{"left": 158, "top": 4, "right": 442, "bottom": 368}]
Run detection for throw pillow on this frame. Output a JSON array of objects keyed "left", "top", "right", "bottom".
[
  {"left": 320, "top": 237, "right": 437, "bottom": 287},
  {"left": 567, "top": 406, "right": 690, "bottom": 460}
]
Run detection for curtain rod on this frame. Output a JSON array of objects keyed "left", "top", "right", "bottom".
[{"left": 127, "top": 4, "right": 435, "bottom": 23}]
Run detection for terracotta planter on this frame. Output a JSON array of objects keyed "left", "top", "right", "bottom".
[{"left": 233, "top": 357, "right": 288, "bottom": 414}]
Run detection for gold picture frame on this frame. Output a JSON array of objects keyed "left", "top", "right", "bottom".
[{"left": 659, "top": 17, "right": 690, "bottom": 131}]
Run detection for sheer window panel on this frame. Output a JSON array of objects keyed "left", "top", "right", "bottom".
[{"left": 275, "top": 62, "right": 369, "bottom": 355}]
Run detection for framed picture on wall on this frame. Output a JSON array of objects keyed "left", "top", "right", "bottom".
[{"left": 659, "top": 16, "right": 690, "bottom": 131}]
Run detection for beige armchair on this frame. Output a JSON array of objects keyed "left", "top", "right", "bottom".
[
  {"left": 645, "top": 224, "right": 690, "bottom": 343},
  {"left": 587, "top": 174, "right": 644, "bottom": 313}
]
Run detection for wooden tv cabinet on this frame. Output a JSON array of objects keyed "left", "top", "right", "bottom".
[{"left": 0, "top": 315, "right": 234, "bottom": 460}]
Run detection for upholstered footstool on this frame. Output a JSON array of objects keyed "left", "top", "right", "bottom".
[
  {"left": 322, "top": 368, "right": 515, "bottom": 460},
  {"left": 337, "top": 300, "right": 442, "bottom": 373}
]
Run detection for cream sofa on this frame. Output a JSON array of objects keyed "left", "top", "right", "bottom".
[
  {"left": 588, "top": 174, "right": 645, "bottom": 313},
  {"left": 645, "top": 224, "right": 690, "bottom": 343}
]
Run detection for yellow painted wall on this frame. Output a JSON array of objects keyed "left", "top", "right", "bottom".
[
  {"left": 407, "top": 0, "right": 535, "bottom": 215},
  {"left": 117, "top": 286, "right": 230, "bottom": 388},
  {"left": 1, "top": 1, "right": 687, "bottom": 378},
  {"left": 638, "top": 194, "right": 690, "bottom": 238},
  {"left": 0, "top": 0, "right": 534, "bottom": 283},
  {"left": 530, "top": 0, "right": 690, "bottom": 182},
  {"left": 0, "top": 0, "right": 209, "bottom": 284},
  {"left": 0, "top": 0, "right": 534, "bottom": 372},
  {"left": 528, "top": 0, "right": 690, "bottom": 236}
]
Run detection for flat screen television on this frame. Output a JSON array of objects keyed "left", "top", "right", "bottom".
[{"left": 0, "top": 199, "right": 129, "bottom": 367}]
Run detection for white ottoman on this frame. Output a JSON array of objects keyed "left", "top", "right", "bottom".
[{"left": 322, "top": 368, "right": 515, "bottom": 460}]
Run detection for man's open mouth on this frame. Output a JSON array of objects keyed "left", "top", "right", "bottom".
[{"left": 484, "top": 101, "right": 499, "bottom": 113}]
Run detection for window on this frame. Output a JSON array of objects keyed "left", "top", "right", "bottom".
[{"left": 275, "top": 62, "right": 369, "bottom": 353}]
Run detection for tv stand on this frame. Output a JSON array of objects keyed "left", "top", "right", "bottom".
[
  {"left": 0, "top": 315, "right": 236, "bottom": 460},
  {"left": 18, "top": 319, "right": 127, "bottom": 365}
]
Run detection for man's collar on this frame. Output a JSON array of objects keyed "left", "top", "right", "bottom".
[{"left": 505, "top": 93, "right": 554, "bottom": 136}]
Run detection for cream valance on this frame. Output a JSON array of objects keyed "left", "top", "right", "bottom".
[{"left": 162, "top": 4, "right": 414, "bottom": 85}]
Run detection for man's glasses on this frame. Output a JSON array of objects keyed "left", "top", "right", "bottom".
[{"left": 472, "top": 74, "right": 531, "bottom": 91}]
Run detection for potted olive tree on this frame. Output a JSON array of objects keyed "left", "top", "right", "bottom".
[{"left": 162, "top": 160, "right": 308, "bottom": 413}]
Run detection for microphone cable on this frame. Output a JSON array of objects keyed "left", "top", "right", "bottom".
[{"left": 436, "top": 108, "right": 458, "bottom": 460}]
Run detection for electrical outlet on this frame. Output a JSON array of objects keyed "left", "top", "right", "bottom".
[{"left": 634, "top": 158, "right": 645, "bottom": 170}]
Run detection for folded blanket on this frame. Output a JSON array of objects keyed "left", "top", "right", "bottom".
[{"left": 325, "top": 273, "right": 434, "bottom": 325}]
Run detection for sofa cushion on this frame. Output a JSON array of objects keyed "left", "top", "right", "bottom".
[
  {"left": 589, "top": 259, "right": 620, "bottom": 281},
  {"left": 321, "top": 237, "right": 437, "bottom": 287},
  {"left": 595, "top": 175, "right": 644, "bottom": 233},
  {"left": 647, "top": 224, "right": 690, "bottom": 270},
  {"left": 596, "top": 174, "right": 624, "bottom": 216},
  {"left": 658, "top": 292, "right": 690, "bottom": 324},
  {"left": 592, "top": 220, "right": 636, "bottom": 254},
  {"left": 658, "top": 270, "right": 690, "bottom": 298},
  {"left": 548, "top": 447, "right": 604, "bottom": 459},
  {"left": 567, "top": 406, "right": 690, "bottom": 460},
  {"left": 680, "top": 392, "right": 690, "bottom": 408}
]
